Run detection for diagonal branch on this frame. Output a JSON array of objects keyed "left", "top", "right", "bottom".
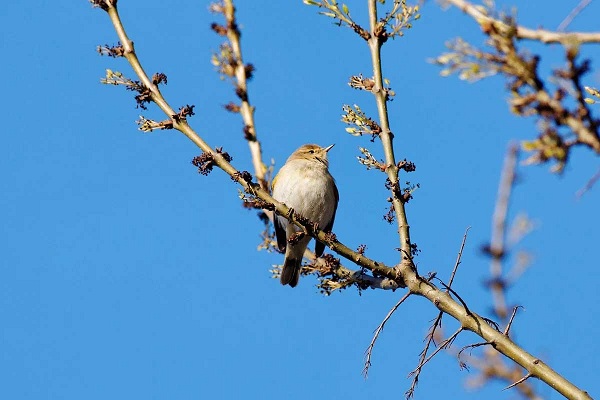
[
  {"left": 411, "top": 327, "right": 463, "bottom": 372},
  {"left": 406, "top": 328, "right": 464, "bottom": 398},
  {"left": 504, "top": 372, "right": 533, "bottom": 391},
  {"left": 448, "top": 227, "right": 470, "bottom": 288},
  {"left": 503, "top": 305, "right": 523, "bottom": 336},
  {"left": 558, "top": 0, "right": 592, "bottom": 32},
  {"left": 576, "top": 166, "right": 600, "bottom": 198}
]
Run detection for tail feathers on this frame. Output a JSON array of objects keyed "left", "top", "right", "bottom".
[{"left": 280, "top": 257, "right": 301, "bottom": 288}]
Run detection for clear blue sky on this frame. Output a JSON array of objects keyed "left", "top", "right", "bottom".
[{"left": 1, "top": 1, "right": 598, "bottom": 399}]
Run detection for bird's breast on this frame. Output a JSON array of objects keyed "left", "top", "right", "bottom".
[{"left": 272, "top": 162, "right": 337, "bottom": 227}]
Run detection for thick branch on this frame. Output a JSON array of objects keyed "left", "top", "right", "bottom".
[{"left": 407, "top": 276, "right": 591, "bottom": 400}]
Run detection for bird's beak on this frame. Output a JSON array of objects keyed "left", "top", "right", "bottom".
[{"left": 324, "top": 144, "right": 335, "bottom": 152}]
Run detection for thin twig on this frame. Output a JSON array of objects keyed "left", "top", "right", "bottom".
[
  {"left": 451, "top": 343, "right": 543, "bottom": 400},
  {"left": 408, "top": 227, "right": 471, "bottom": 395},
  {"left": 557, "top": 0, "right": 592, "bottom": 32},
  {"left": 481, "top": 317, "right": 501, "bottom": 332},
  {"left": 409, "top": 327, "right": 463, "bottom": 375},
  {"left": 457, "top": 341, "right": 493, "bottom": 359},
  {"left": 406, "top": 311, "right": 442, "bottom": 397},
  {"left": 504, "top": 306, "right": 523, "bottom": 336},
  {"left": 406, "top": 328, "right": 463, "bottom": 397},
  {"left": 504, "top": 373, "right": 534, "bottom": 390},
  {"left": 576, "top": 166, "right": 600, "bottom": 198},
  {"left": 363, "top": 292, "right": 412, "bottom": 377},
  {"left": 437, "top": 279, "right": 473, "bottom": 317},
  {"left": 448, "top": 227, "right": 470, "bottom": 288}
]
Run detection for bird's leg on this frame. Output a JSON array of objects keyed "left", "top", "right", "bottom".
[
  {"left": 286, "top": 207, "right": 295, "bottom": 221},
  {"left": 285, "top": 207, "right": 307, "bottom": 245},
  {"left": 312, "top": 221, "right": 320, "bottom": 235},
  {"left": 244, "top": 181, "right": 259, "bottom": 196},
  {"left": 288, "top": 231, "right": 306, "bottom": 245},
  {"left": 292, "top": 213, "right": 312, "bottom": 236}
]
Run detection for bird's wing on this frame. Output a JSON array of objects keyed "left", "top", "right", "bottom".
[
  {"left": 272, "top": 173, "right": 288, "bottom": 253},
  {"left": 315, "top": 182, "right": 339, "bottom": 257},
  {"left": 274, "top": 216, "right": 287, "bottom": 253}
]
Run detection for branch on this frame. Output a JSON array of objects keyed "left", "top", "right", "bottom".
[
  {"left": 576, "top": 166, "right": 600, "bottom": 198},
  {"left": 413, "top": 275, "right": 591, "bottom": 399},
  {"left": 448, "top": 227, "right": 470, "bottom": 288},
  {"left": 455, "top": 345, "right": 542, "bottom": 400},
  {"left": 503, "top": 306, "right": 523, "bottom": 336},
  {"left": 460, "top": 145, "right": 544, "bottom": 398},
  {"left": 504, "top": 372, "right": 533, "bottom": 391},
  {"left": 363, "top": 292, "right": 412, "bottom": 377},
  {"left": 433, "top": 8, "right": 600, "bottom": 171},
  {"left": 217, "top": 0, "right": 269, "bottom": 191},
  {"left": 301, "top": 249, "right": 401, "bottom": 293},
  {"left": 408, "top": 228, "right": 470, "bottom": 395},
  {"left": 447, "top": 0, "right": 600, "bottom": 44},
  {"left": 484, "top": 144, "right": 519, "bottom": 319},
  {"left": 557, "top": 0, "right": 592, "bottom": 32},
  {"left": 93, "top": 2, "right": 593, "bottom": 399},
  {"left": 406, "top": 328, "right": 463, "bottom": 398},
  {"left": 367, "top": 0, "right": 414, "bottom": 265}
]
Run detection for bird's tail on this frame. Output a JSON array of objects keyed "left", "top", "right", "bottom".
[{"left": 280, "top": 257, "right": 301, "bottom": 288}]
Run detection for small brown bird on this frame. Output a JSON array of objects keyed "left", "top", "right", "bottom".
[{"left": 272, "top": 144, "right": 339, "bottom": 287}]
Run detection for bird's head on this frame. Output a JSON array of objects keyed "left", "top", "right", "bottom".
[{"left": 288, "top": 144, "right": 335, "bottom": 166}]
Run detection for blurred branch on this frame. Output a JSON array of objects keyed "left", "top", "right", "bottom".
[
  {"left": 457, "top": 345, "right": 543, "bottom": 400},
  {"left": 576, "top": 166, "right": 600, "bottom": 198},
  {"left": 434, "top": 1, "right": 600, "bottom": 173},
  {"left": 447, "top": 0, "right": 600, "bottom": 44},
  {"left": 557, "top": 0, "right": 592, "bottom": 32},
  {"left": 455, "top": 145, "right": 542, "bottom": 399},
  {"left": 484, "top": 144, "right": 519, "bottom": 319}
]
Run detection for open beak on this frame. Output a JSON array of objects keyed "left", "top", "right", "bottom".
[{"left": 324, "top": 144, "right": 335, "bottom": 152}]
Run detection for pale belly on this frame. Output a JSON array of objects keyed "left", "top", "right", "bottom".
[{"left": 273, "top": 164, "right": 336, "bottom": 229}]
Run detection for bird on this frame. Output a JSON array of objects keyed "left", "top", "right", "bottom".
[{"left": 271, "top": 144, "right": 339, "bottom": 287}]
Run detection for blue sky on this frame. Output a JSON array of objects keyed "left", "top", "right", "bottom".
[{"left": 1, "top": 1, "right": 599, "bottom": 399}]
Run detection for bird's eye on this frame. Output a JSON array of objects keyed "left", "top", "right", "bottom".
[{"left": 308, "top": 150, "right": 315, "bottom": 154}]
